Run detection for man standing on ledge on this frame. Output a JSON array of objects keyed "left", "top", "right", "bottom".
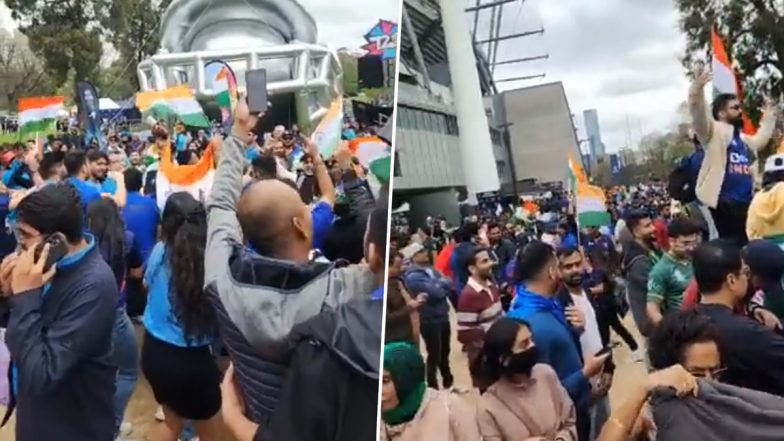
[{"left": 688, "top": 68, "right": 777, "bottom": 245}]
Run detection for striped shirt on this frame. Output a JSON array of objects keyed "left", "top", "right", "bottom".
[{"left": 457, "top": 277, "right": 503, "bottom": 351}]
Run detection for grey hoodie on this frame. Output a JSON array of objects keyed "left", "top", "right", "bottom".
[
  {"left": 204, "top": 134, "right": 376, "bottom": 424},
  {"left": 651, "top": 379, "right": 784, "bottom": 441}
]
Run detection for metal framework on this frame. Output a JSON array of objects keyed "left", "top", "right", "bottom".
[{"left": 137, "top": 44, "right": 343, "bottom": 124}]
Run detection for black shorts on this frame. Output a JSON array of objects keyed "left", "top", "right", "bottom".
[{"left": 141, "top": 331, "right": 221, "bottom": 420}]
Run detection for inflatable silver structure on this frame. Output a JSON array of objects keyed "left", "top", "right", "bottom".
[{"left": 137, "top": 0, "right": 343, "bottom": 128}]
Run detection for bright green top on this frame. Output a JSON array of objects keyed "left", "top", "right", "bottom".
[{"left": 647, "top": 252, "right": 693, "bottom": 314}]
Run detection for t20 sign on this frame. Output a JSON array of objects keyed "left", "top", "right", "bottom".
[{"left": 362, "top": 19, "right": 398, "bottom": 60}]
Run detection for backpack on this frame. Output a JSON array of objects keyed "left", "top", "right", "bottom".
[{"left": 668, "top": 148, "right": 704, "bottom": 203}]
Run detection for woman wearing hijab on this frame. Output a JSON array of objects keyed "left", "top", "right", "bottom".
[
  {"left": 379, "top": 342, "right": 480, "bottom": 441},
  {"left": 477, "top": 317, "right": 577, "bottom": 441}
]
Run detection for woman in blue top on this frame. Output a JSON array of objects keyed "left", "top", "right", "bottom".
[
  {"left": 140, "top": 192, "right": 221, "bottom": 441},
  {"left": 86, "top": 198, "right": 143, "bottom": 438}
]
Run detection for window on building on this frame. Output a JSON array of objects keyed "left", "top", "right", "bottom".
[{"left": 394, "top": 151, "right": 402, "bottom": 177}]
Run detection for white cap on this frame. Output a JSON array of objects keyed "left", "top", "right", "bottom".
[
  {"left": 400, "top": 242, "right": 425, "bottom": 260},
  {"left": 765, "top": 153, "right": 784, "bottom": 173}
]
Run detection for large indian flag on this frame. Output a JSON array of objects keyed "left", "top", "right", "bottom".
[
  {"left": 18, "top": 96, "right": 64, "bottom": 140},
  {"left": 711, "top": 26, "right": 756, "bottom": 135},
  {"left": 312, "top": 99, "right": 343, "bottom": 158},
  {"left": 136, "top": 85, "right": 210, "bottom": 128},
  {"left": 349, "top": 135, "right": 391, "bottom": 196},
  {"left": 576, "top": 182, "right": 611, "bottom": 227},
  {"left": 156, "top": 139, "right": 216, "bottom": 210}
]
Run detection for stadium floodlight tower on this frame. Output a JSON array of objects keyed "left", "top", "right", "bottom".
[{"left": 136, "top": 0, "right": 343, "bottom": 129}]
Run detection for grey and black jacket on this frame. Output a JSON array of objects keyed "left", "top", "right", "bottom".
[{"left": 204, "top": 135, "right": 376, "bottom": 424}]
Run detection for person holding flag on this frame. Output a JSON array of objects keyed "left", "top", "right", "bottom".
[{"left": 688, "top": 30, "right": 778, "bottom": 245}]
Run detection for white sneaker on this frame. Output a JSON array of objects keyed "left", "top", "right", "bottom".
[{"left": 155, "top": 405, "right": 165, "bottom": 422}]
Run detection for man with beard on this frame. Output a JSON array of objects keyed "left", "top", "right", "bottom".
[
  {"left": 689, "top": 69, "right": 777, "bottom": 245},
  {"left": 85, "top": 150, "right": 127, "bottom": 207},
  {"left": 646, "top": 218, "right": 700, "bottom": 326},
  {"left": 508, "top": 241, "right": 608, "bottom": 441},
  {"left": 556, "top": 247, "right": 612, "bottom": 441},
  {"left": 456, "top": 247, "right": 502, "bottom": 391},
  {"left": 621, "top": 210, "right": 660, "bottom": 340},
  {"left": 487, "top": 223, "right": 515, "bottom": 288}
]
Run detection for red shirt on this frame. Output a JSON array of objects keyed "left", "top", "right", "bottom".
[{"left": 654, "top": 218, "right": 669, "bottom": 251}]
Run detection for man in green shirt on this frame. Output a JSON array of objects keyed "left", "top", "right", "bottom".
[{"left": 647, "top": 218, "right": 701, "bottom": 325}]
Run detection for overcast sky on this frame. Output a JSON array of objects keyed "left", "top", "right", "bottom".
[
  {"left": 472, "top": 0, "right": 689, "bottom": 153},
  {"left": 0, "top": 0, "right": 400, "bottom": 51}
]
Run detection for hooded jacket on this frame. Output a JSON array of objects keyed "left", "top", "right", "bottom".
[
  {"left": 257, "top": 299, "right": 382, "bottom": 441},
  {"left": 204, "top": 135, "right": 376, "bottom": 424},
  {"left": 747, "top": 182, "right": 784, "bottom": 242},
  {"left": 403, "top": 264, "right": 451, "bottom": 325},
  {"left": 621, "top": 240, "right": 656, "bottom": 337},
  {"left": 651, "top": 379, "right": 784, "bottom": 441}
]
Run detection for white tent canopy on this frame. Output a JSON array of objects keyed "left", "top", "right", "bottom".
[{"left": 99, "top": 98, "right": 120, "bottom": 110}]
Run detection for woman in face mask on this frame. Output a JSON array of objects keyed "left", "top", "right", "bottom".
[
  {"left": 379, "top": 342, "right": 481, "bottom": 441},
  {"left": 477, "top": 317, "right": 577, "bottom": 441}
]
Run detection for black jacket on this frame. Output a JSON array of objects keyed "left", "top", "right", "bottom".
[
  {"left": 556, "top": 287, "right": 615, "bottom": 374},
  {"left": 621, "top": 240, "right": 655, "bottom": 337},
  {"left": 258, "top": 299, "right": 381, "bottom": 441}
]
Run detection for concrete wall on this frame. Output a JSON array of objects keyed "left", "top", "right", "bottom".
[{"left": 501, "top": 82, "right": 582, "bottom": 185}]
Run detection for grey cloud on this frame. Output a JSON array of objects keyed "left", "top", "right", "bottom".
[{"left": 298, "top": 0, "right": 400, "bottom": 49}]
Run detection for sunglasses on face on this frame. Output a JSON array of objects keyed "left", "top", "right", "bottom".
[{"left": 688, "top": 367, "right": 726, "bottom": 380}]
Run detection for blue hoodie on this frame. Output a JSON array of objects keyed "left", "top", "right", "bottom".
[{"left": 507, "top": 284, "right": 590, "bottom": 408}]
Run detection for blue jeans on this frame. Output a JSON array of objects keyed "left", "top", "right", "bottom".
[{"left": 112, "top": 307, "right": 139, "bottom": 435}]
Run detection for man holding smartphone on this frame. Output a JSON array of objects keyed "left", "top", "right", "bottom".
[{"left": 556, "top": 246, "right": 613, "bottom": 441}]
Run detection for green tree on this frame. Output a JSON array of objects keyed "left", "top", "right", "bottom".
[
  {"left": 675, "top": 0, "right": 784, "bottom": 125},
  {"left": 338, "top": 51, "right": 359, "bottom": 96},
  {"left": 98, "top": 0, "right": 172, "bottom": 95},
  {"left": 6, "top": 0, "right": 105, "bottom": 87},
  {"left": 0, "top": 32, "right": 53, "bottom": 111}
]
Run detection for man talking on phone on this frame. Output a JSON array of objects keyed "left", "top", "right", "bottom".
[{"left": 0, "top": 183, "right": 117, "bottom": 441}]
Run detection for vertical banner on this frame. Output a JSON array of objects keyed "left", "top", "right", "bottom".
[
  {"left": 76, "top": 81, "right": 106, "bottom": 151},
  {"left": 609, "top": 153, "right": 621, "bottom": 175}
]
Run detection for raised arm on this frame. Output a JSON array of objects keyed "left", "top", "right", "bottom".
[
  {"left": 688, "top": 70, "right": 714, "bottom": 145},
  {"left": 204, "top": 97, "right": 262, "bottom": 287},
  {"left": 747, "top": 96, "right": 778, "bottom": 152}
]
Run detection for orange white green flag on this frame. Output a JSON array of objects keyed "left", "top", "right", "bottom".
[
  {"left": 711, "top": 26, "right": 756, "bottom": 135},
  {"left": 312, "top": 99, "right": 343, "bottom": 158},
  {"left": 18, "top": 96, "right": 64, "bottom": 140},
  {"left": 568, "top": 153, "right": 588, "bottom": 190},
  {"left": 576, "top": 181, "right": 611, "bottom": 227},
  {"left": 136, "top": 85, "right": 210, "bottom": 128},
  {"left": 156, "top": 138, "right": 216, "bottom": 210}
]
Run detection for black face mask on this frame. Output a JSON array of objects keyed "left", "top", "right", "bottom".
[{"left": 504, "top": 346, "right": 539, "bottom": 377}]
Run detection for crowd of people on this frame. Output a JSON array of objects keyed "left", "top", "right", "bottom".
[
  {"left": 383, "top": 65, "right": 784, "bottom": 441},
  {"left": 0, "top": 95, "right": 388, "bottom": 441}
]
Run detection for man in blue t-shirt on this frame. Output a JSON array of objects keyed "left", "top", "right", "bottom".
[
  {"left": 708, "top": 93, "right": 760, "bottom": 246},
  {"left": 63, "top": 150, "right": 102, "bottom": 215}
]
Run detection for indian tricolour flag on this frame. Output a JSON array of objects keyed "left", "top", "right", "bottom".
[
  {"left": 349, "top": 135, "right": 391, "bottom": 197},
  {"left": 215, "top": 66, "right": 238, "bottom": 128},
  {"left": 18, "top": 96, "right": 64, "bottom": 140},
  {"left": 312, "top": 99, "right": 343, "bottom": 158},
  {"left": 568, "top": 152, "right": 587, "bottom": 189},
  {"left": 576, "top": 182, "right": 611, "bottom": 227},
  {"left": 136, "top": 85, "right": 210, "bottom": 128},
  {"left": 156, "top": 139, "right": 217, "bottom": 210},
  {"left": 711, "top": 26, "right": 756, "bottom": 135}
]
